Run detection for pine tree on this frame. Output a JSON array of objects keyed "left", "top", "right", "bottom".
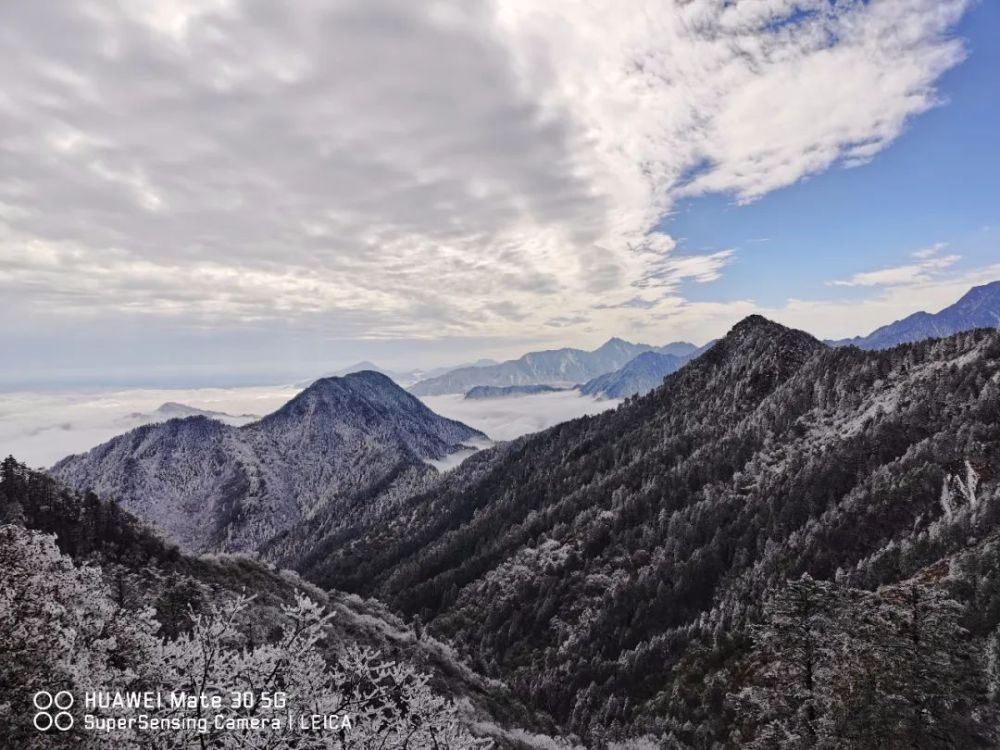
[{"left": 732, "top": 574, "right": 841, "bottom": 748}]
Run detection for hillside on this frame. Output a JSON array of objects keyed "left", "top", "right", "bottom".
[
  {"left": 0, "top": 457, "right": 567, "bottom": 749},
  {"left": 578, "top": 350, "right": 688, "bottom": 399},
  {"left": 308, "top": 317, "right": 1000, "bottom": 744}
]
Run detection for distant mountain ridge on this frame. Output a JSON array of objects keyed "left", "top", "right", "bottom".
[
  {"left": 579, "top": 340, "right": 716, "bottom": 399},
  {"left": 121, "top": 401, "right": 258, "bottom": 427},
  {"left": 578, "top": 350, "right": 687, "bottom": 399},
  {"left": 50, "top": 371, "right": 485, "bottom": 557},
  {"left": 297, "top": 358, "right": 498, "bottom": 388},
  {"left": 464, "top": 384, "right": 570, "bottom": 399},
  {"left": 409, "top": 337, "right": 698, "bottom": 396},
  {"left": 830, "top": 280, "right": 1000, "bottom": 350}
]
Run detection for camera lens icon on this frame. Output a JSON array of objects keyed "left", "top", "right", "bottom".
[{"left": 33, "top": 691, "right": 74, "bottom": 731}]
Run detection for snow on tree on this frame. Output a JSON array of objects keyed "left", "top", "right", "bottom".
[
  {"left": 732, "top": 575, "right": 992, "bottom": 748},
  {"left": 730, "top": 574, "right": 841, "bottom": 748},
  {"left": 157, "top": 593, "right": 489, "bottom": 748},
  {"left": 0, "top": 524, "right": 162, "bottom": 748},
  {"left": 0, "top": 524, "right": 489, "bottom": 749}
]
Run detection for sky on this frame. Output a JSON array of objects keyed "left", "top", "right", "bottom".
[{"left": 1, "top": 0, "right": 997, "bottom": 388}]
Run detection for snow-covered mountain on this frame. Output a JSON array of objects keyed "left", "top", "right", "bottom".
[
  {"left": 830, "top": 280, "right": 1000, "bottom": 350},
  {"left": 578, "top": 350, "right": 687, "bottom": 399},
  {"left": 50, "top": 371, "right": 485, "bottom": 556},
  {"left": 409, "top": 338, "right": 696, "bottom": 396},
  {"left": 121, "top": 401, "right": 258, "bottom": 427},
  {"left": 297, "top": 358, "right": 498, "bottom": 388},
  {"left": 578, "top": 341, "right": 714, "bottom": 399},
  {"left": 315, "top": 317, "right": 1000, "bottom": 745}
]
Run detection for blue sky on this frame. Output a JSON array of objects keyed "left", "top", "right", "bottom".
[
  {"left": 0, "top": 0, "right": 996, "bottom": 388},
  {"left": 666, "top": 1, "right": 999, "bottom": 311}
]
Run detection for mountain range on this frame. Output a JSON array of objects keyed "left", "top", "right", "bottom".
[
  {"left": 830, "top": 280, "right": 1000, "bottom": 349},
  {"left": 577, "top": 341, "right": 717, "bottom": 399},
  {"left": 51, "top": 371, "right": 485, "bottom": 556},
  {"left": 577, "top": 350, "right": 687, "bottom": 399},
  {"left": 294, "top": 283, "right": 1000, "bottom": 403},
  {"left": 409, "top": 337, "right": 698, "bottom": 396},
  {"left": 32, "top": 284, "right": 1000, "bottom": 745}
]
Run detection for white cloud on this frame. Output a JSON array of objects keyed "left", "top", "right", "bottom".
[
  {"left": 911, "top": 242, "right": 948, "bottom": 259},
  {"left": 0, "top": 384, "right": 616, "bottom": 468},
  {"left": 0, "top": 385, "right": 298, "bottom": 468},
  {"left": 765, "top": 262, "right": 1000, "bottom": 339},
  {"left": 0, "top": 0, "right": 971, "bottom": 356},
  {"left": 420, "top": 391, "right": 619, "bottom": 442},
  {"left": 830, "top": 252, "right": 961, "bottom": 287}
]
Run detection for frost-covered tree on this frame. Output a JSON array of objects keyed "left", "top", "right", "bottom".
[
  {"left": 731, "top": 574, "right": 841, "bottom": 748},
  {"left": 156, "top": 594, "right": 488, "bottom": 749},
  {"left": 0, "top": 525, "right": 488, "bottom": 749},
  {"left": 866, "top": 585, "right": 985, "bottom": 748},
  {"left": 734, "top": 576, "right": 992, "bottom": 748},
  {"left": 0, "top": 524, "right": 162, "bottom": 748}
]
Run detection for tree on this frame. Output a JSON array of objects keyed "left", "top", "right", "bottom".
[
  {"left": 0, "top": 524, "right": 490, "bottom": 749},
  {"left": 864, "top": 585, "right": 988, "bottom": 748},
  {"left": 0, "top": 524, "right": 162, "bottom": 748},
  {"left": 734, "top": 576, "right": 994, "bottom": 748},
  {"left": 731, "top": 574, "right": 841, "bottom": 748}
]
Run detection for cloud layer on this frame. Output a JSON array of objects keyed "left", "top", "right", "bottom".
[
  {"left": 0, "top": 384, "right": 614, "bottom": 468},
  {"left": 0, "top": 385, "right": 297, "bottom": 468},
  {"left": 0, "top": 0, "right": 970, "bottom": 354}
]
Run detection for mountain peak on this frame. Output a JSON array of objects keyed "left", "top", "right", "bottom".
[
  {"left": 51, "top": 369, "right": 486, "bottom": 556},
  {"left": 278, "top": 370, "right": 435, "bottom": 424},
  {"left": 337, "top": 369, "right": 396, "bottom": 386},
  {"left": 729, "top": 314, "right": 820, "bottom": 340},
  {"left": 410, "top": 338, "right": 654, "bottom": 396},
  {"left": 966, "top": 279, "right": 1000, "bottom": 293},
  {"left": 713, "top": 315, "right": 824, "bottom": 366},
  {"left": 296, "top": 369, "right": 396, "bottom": 397},
  {"left": 340, "top": 360, "right": 382, "bottom": 371},
  {"left": 595, "top": 336, "right": 637, "bottom": 353},
  {"left": 730, "top": 314, "right": 781, "bottom": 333}
]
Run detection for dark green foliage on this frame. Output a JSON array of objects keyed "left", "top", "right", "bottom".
[
  {"left": 733, "top": 577, "right": 993, "bottom": 748},
  {"left": 0, "top": 454, "right": 180, "bottom": 566}
]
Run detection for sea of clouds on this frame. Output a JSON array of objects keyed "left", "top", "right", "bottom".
[
  {"left": 420, "top": 391, "right": 618, "bottom": 442},
  {"left": 0, "top": 386, "right": 298, "bottom": 469},
  {"left": 0, "top": 386, "right": 618, "bottom": 469}
]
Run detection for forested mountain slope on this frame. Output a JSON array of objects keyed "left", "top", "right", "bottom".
[
  {"left": 50, "top": 371, "right": 484, "bottom": 557},
  {"left": 309, "top": 316, "right": 1000, "bottom": 745},
  {"left": 0, "top": 457, "right": 567, "bottom": 749}
]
